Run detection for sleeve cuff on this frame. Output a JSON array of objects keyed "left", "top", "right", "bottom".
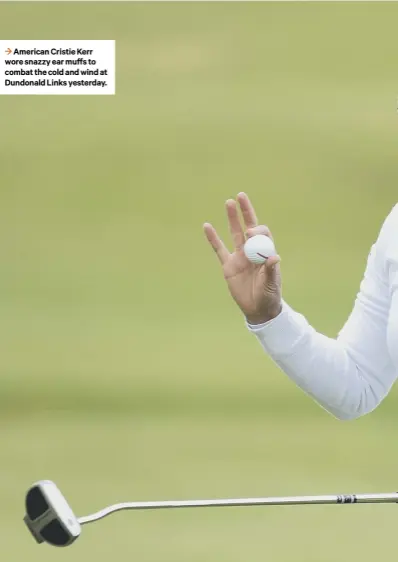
[{"left": 245, "top": 300, "right": 309, "bottom": 358}]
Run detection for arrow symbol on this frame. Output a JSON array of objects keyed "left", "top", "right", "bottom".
[{"left": 5, "top": 48, "right": 12, "bottom": 55}]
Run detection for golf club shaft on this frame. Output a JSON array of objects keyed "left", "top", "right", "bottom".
[{"left": 78, "top": 492, "right": 398, "bottom": 525}]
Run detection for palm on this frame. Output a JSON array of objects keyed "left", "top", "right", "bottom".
[{"left": 222, "top": 249, "right": 267, "bottom": 316}]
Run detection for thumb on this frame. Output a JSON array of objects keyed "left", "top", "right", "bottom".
[{"left": 263, "top": 255, "right": 281, "bottom": 288}]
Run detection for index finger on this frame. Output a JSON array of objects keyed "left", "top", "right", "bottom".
[
  {"left": 237, "top": 192, "right": 258, "bottom": 230},
  {"left": 203, "top": 223, "right": 230, "bottom": 265}
]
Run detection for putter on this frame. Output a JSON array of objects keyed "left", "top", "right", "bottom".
[{"left": 23, "top": 480, "right": 398, "bottom": 547}]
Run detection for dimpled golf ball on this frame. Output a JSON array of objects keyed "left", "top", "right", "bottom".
[{"left": 244, "top": 235, "right": 276, "bottom": 264}]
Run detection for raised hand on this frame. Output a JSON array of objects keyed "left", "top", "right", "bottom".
[{"left": 204, "top": 192, "right": 282, "bottom": 324}]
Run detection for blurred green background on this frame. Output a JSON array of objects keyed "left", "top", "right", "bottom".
[{"left": 1, "top": 2, "right": 398, "bottom": 561}]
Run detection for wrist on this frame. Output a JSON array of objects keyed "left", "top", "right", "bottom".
[{"left": 245, "top": 303, "right": 282, "bottom": 325}]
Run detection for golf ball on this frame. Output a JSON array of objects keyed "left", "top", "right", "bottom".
[{"left": 244, "top": 235, "right": 276, "bottom": 264}]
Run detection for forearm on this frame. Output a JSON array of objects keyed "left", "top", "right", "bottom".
[{"left": 247, "top": 300, "right": 393, "bottom": 420}]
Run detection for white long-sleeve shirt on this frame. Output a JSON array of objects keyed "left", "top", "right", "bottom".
[{"left": 247, "top": 203, "right": 398, "bottom": 420}]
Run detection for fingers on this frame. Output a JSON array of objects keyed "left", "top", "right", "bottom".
[
  {"left": 203, "top": 223, "right": 230, "bottom": 265},
  {"left": 226, "top": 199, "right": 245, "bottom": 250},
  {"left": 237, "top": 192, "right": 258, "bottom": 230},
  {"left": 246, "top": 224, "right": 274, "bottom": 242},
  {"left": 237, "top": 193, "right": 274, "bottom": 241},
  {"left": 207, "top": 193, "right": 272, "bottom": 258}
]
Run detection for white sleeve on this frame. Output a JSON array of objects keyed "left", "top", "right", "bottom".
[{"left": 247, "top": 204, "right": 398, "bottom": 420}]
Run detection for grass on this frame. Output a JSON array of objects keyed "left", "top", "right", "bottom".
[{"left": 0, "top": 2, "right": 398, "bottom": 561}]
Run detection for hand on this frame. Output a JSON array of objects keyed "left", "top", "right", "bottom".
[{"left": 204, "top": 192, "right": 282, "bottom": 325}]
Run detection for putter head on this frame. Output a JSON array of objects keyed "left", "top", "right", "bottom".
[{"left": 24, "top": 480, "right": 81, "bottom": 547}]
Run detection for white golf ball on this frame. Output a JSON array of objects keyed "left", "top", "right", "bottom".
[{"left": 244, "top": 235, "right": 276, "bottom": 264}]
